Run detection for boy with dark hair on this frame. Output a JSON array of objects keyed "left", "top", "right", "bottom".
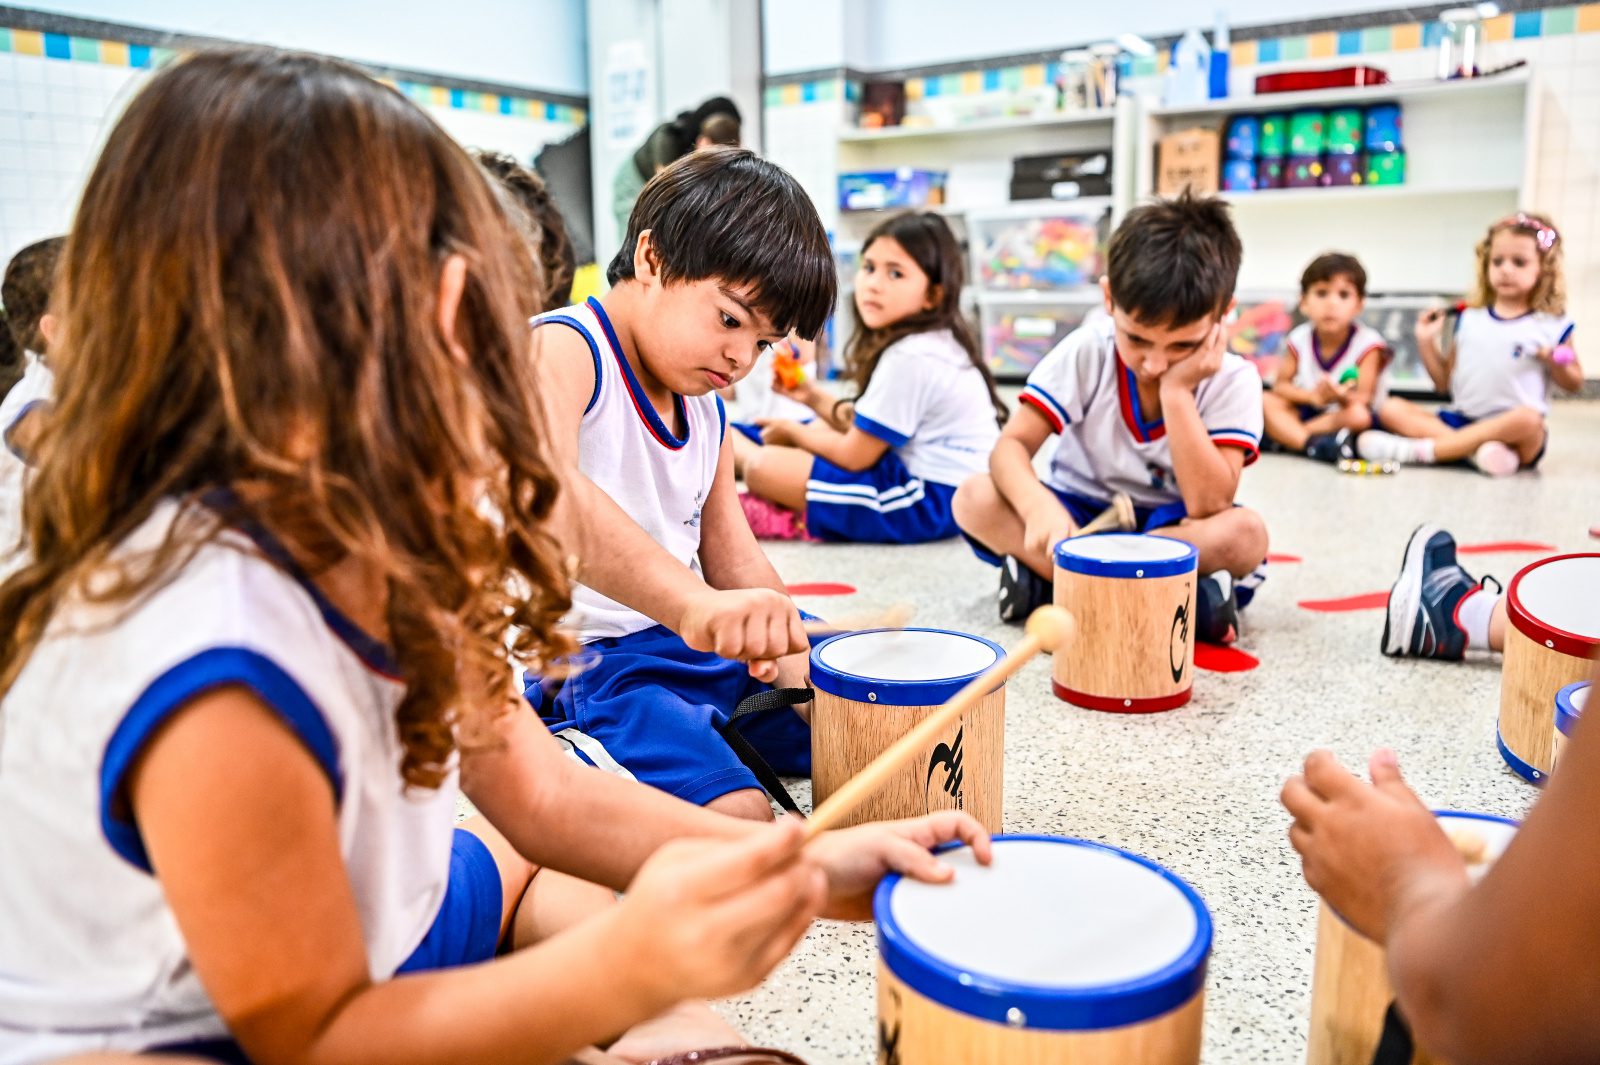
[
  {"left": 953, "top": 193, "right": 1267, "bottom": 643},
  {"left": 528, "top": 147, "right": 836, "bottom": 820},
  {"left": 0, "top": 235, "right": 65, "bottom": 571},
  {"left": 471, "top": 148, "right": 578, "bottom": 313},
  {"left": 1263, "top": 252, "right": 1389, "bottom": 461}
]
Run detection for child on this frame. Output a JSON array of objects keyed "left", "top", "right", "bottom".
[
  {"left": 528, "top": 147, "right": 838, "bottom": 822},
  {"left": 952, "top": 194, "right": 1267, "bottom": 644},
  {"left": 0, "top": 236, "right": 64, "bottom": 569},
  {"left": 0, "top": 48, "right": 988, "bottom": 1064},
  {"left": 1359, "top": 213, "right": 1581, "bottom": 476},
  {"left": 734, "top": 211, "right": 1006, "bottom": 544},
  {"left": 471, "top": 148, "right": 578, "bottom": 313},
  {"left": 1281, "top": 657, "right": 1600, "bottom": 1063},
  {"left": 1262, "top": 252, "right": 1389, "bottom": 461}
]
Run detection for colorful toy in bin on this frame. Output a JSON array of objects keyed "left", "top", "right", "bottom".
[
  {"left": 1327, "top": 107, "right": 1364, "bottom": 154},
  {"left": 1367, "top": 150, "right": 1406, "bottom": 186},
  {"left": 1286, "top": 155, "right": 1325, "bottom": 189},
  {"left": 1365, "top": 104, "right": 1403, "bottom": 153},
  {"left": 985, "top": 309, "right": 1080, "bottom": 379},
  {"left": 1258, "top": 113, "right": 1288, "bottom": 158},
  {"left": 1225, "top": 115, "right": 1261, "bottom": 159},
  {"left": 1256, "top": 158, "right": 1287, "bottom": 190},
  {"left": 978, "top": 214, "right": 1102, "bottom": 291},
  {"left": 1288, "top": 110, "right": 1327, "bottom": 155},
  {"left": 1227, "top": 298, "right": 1294, "bottom": 382},
  {"left": 1223, "top": 158, "right": 1257, "bottom": 192},
  {"left": 1326, "top": 154, "right": 1364, "bottom": 187}
]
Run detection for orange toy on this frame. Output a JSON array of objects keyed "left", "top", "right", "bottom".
[{"left": 773, "top": 343, "right": 808, "bottom": 390}]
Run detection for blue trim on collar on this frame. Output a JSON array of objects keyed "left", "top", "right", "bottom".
[
  {"left": 1119, "top": 362, "right": 1164, "bottom": 441},
  {"left": 531, "top": 314, "right": 603, "bottom": 414},
  {"left": 587, "top": 296, "right": 689, "bottom": 450},
  {"left": 100, "top": 646, "right": 342, "bottom": 872},
  {"left": 1486, "top": 306, "right": 1535, "bottom": 322},
  {"left": 852, "top": 412, "right": 910, "bottom": 447}
]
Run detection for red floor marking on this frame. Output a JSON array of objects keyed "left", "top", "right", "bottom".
[
  {"left": 1194, "top": 643, "right": 1260, "bottom": 672},
  {"left": 1298, "top": 591, "right": 1389, "bottom": 613},
  {"left": 785, "top": 582, "right": 856, "bottom": 596},
  {"left": 1456, "top": 541, "right": 1556, "bottom": 555},
  {"left": 1266, "top": 553, "right": 1303, "bottom": 564}
]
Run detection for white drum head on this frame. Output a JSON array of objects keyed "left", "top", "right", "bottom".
[
  {"left": 816, "top": 629, "right": 999, "bottom": 682},
  {"left": 1435, "top": 812, "right": 1518, "bottom": 870},
  {"left": 1056, "top": 533, "right": 1193, "bottom": 564},
  {"left": 1514, "top": 556, "right": 1600, "bottom": 641}
]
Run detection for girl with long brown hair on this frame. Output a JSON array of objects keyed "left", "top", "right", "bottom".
[
  {"left": 736, "top": 211, "right": 1006, "bottom": 543},
  {"left": 0, "top": 47, "right": 988, "bottom": 1065}
]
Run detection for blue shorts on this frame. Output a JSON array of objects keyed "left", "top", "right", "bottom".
[
  {"left": 526, "top": 625, "right": 811, "bottom": 806},
  {"left": 149, "top": 829, "right": 501, "bottom": 1062},
  {"left": 1438, "top": 409, "right": 1548, "bottom": 468},
  {"left": 961, "top": 487, "right": 1189, "bottom": 568},
  {"left": 804, "top": 449, "right": 959, "bottom": 544},
  {"left": 731, "top": 418, "right": 813, "bottom": 445}
]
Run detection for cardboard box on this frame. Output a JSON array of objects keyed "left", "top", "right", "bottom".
[{"left": 1157, "top": 127, "right": 1221, "bottom": 197}]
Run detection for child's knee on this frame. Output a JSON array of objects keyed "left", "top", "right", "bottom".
[
  {"left": 1222, "top": 508, "right": 1269, "bottom": 573},
  {"left": 706, "top": 788, "right": 776, "bottom": 822},
  {"left": 1504, "top": 406, "right": 1544, "bottom": 442},
  {"left": 1340, "top": 405, "right": 1373, "bottom": 432},
  {"left": 952, "top": 473, "right": 996, "bottom": 532}
]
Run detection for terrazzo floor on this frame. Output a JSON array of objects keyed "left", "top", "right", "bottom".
[{"left": 719, "top": 398, "right": 1600, "bottom": 1065}]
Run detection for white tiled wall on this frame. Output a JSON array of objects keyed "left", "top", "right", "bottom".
[{"left": 0, "top": 48, "right": 585, "bottom": 263}]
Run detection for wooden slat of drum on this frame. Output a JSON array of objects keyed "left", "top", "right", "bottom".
[
  {"left": 1306, "top": 903, "right": 1451, "bottom": 1065},
  {"left": 1054, "top": 569, "right": 1196, "bottom": 702},
  {"left": 1500, "top": 631, "right": 1593, "bottom": 778},
  {"left": 811, "top": 687, "right": 1004, "bottom": 833}
]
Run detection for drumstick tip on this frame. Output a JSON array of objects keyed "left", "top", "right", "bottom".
[{"left": 1025, "top": 605, "right": 1076, "bottom": 652}]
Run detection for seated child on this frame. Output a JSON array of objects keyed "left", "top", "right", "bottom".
[
  {"left": 528, "top": 146, "right": 837, "bottom": 821},
  {"left": 0, "top": 49, "right": 986, "bottom": 1065},
  {"left": 734, "top": 211, "right": 1005, "bottom": 544},
  {"left": 952, "top": 193, "right": 1268, "bottom": 644},
  {"left": 471, "top": 148, "right": 578, "bottom": 313},
  {"left": 1262, "top": 252, "right": 1388, "bottom": 461},
  {"left": 1380, "top": 523, "right": 1512, "bottom": 660},
  {"left": 1359, "top": 213, "right": 1581, "bottom": 476},
  {"left": 0, "top": 235, "right": 64, "bottom": 569}
]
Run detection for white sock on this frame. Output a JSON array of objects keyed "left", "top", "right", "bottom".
[
  {"left": 1456, "top": 586, "right": 1501, "bottom": 651},
  {"left": 1410, "top": 437, "right": 1437, "bottom": 465}
]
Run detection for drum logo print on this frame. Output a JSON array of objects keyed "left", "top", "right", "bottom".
[
  {"left": 924, "top": 725, "right": 966, "bottom": 814},
  {"left": 877, "top": 986, "right": 903, "bottom": 1065},
  {"left": 1170, "top": 591, "right": 1192, "bottom": 683}
]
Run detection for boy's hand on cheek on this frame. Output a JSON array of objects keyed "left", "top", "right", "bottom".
[{"left": 1160, "top": 323, "right": 1227, "bottom": 395}]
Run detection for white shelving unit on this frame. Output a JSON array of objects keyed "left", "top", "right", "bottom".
[{"left": 839, "top": 107, "right": 1116, "bottom": 143}]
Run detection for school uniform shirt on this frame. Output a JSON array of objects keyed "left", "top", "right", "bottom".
[
  {"left": 1285, "top": 320, "right": 1390, "bottom": 406},
  {"left": 1449, "top": 306, "right": 1575, "bottom": 419},
  {"left": 0, "top": 496, "right": 457, "bottom": 1060},
  {"left": 533, "top": 297, "right": 724, "bottom": 643},
  {"left": 0, "top": 352, "right": 54, "bottom": 574},
  {"left": 1020, "top": 318, "right": 1263, "bottom": 509}
]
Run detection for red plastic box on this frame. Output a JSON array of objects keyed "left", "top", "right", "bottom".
[{"left": 1255, "top": 66, "right": 1390, "bottom": 94}]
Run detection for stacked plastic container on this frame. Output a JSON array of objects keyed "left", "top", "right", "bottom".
[{"left": 1221, "top": 102, "right": 1403, "bottom": 192}]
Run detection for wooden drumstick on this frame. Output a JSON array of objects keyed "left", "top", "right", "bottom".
[
  {"left": 803, "top": 606, "right": 1076, "bottom": 839},
  {"left": 802, "top": 603, "right": 914, "bottom": 637},
  {"left": 1068, "top": 493, "right": 1136, "bottom": 538}
]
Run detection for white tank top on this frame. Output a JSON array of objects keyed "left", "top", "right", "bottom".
[
  {"left": 0, "top": 496, "right": 457, "bottom": 1059},
  {"left": 534, "top": 298, "right": 724, "bottom": 642}
]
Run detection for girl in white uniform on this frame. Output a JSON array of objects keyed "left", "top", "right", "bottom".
[
  {"left": 737, "top": 212, "right": 1006, "bottom": 543},
  {"left": 1361, "top": 213, "right": 1582, "bottom": 476},
  {"left": 0, "top": 47, "right": 988, "bottom": 1065}
]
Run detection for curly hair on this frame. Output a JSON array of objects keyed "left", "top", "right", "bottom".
[
  {"left": 472, "top": 148, "right": 578, "bottom": 313},
  {"left": 1469, "top": 212, "right": 1565, "bottom": 315},
  {"left": 0, "top": 47, "right": 575, "bottom": 789}
]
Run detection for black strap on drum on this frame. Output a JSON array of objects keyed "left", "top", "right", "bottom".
[
  {"left": 720, "top": 687, "right": 813, "bottom": 817},
  {"left": 1370, "top": 1002, "right": 1417, "bottom": 1065}
]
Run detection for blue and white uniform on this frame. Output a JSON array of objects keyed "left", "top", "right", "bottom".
[
  {"left": 0, "top": 495, "right": 501, "bottom": 1062},
  {"left": 1446, "top": 306, "right": 1574, "bottom": 421},
  {"left": 1284, "top": 320, "right": 1390, "bottom": 416},
  {"left": 0, "top": 352, "right": 54, "bottom": 574},
  {"left": 805, "top": 329, "right": 999, "bottom": 544},
  {"left": 527, "top": 298, "right": 808, "bottom": 807}
]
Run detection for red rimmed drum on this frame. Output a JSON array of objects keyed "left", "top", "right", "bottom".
[{"left": 1497, "top": 553, "right": 1600, "bottom": 784}]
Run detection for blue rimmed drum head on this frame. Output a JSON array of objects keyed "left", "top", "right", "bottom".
[
  {"left": 810, "top": 628, "right": 1005, "bottom": 706},
  {"left": 1053, "top": 533, "right": 1198, "bottom": 579},
  {"left": 874, "top": 835, "right": 1211, "bottom": 1031},
  {"left": 1557, "top": 681, "right": 1589, "bottom": 739}
]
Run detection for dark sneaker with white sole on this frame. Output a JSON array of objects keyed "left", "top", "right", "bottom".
[
  {"left": 1196, "top": 569, "right": 1239, "bottom": 645},
  {"left": 1382, "top": 525, "right": 1489, "bottom": 659},
  {"left": 998, "top": 555, "right": 1051, "bottom": 624},
  {"left": 1304, "top": 428, "right": 1356, "bottom": 465}
]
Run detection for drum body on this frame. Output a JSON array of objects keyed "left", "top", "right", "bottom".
[
  {"left": 1553, "top": 681, "right": 1589, "bottom": 772},
  {"left": 1497, "top": 554, "right": 1600, "bottom": 784},
  {"left": 1305, "top": 812, "right": 1518, "bottom": 1065},
  {"left": 811, "top": 628, "right": 1006, "bottom": 832},
  {"left": 875, "top": 835, "right": 1211, "bottom": 1065},
  {"left": 1052, "top": 534, "right": 1198, "bottom": 712}
]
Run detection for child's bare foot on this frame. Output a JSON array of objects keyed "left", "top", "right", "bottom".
[{"left": 606, "top": 1001, "right": 746, "bottom": 1064}]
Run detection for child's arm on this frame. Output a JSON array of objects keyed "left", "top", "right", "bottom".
[
  {"left": 1538, "top": 336, "right": 1583, "bottom": 394},
  {"left": 1414, "top": 309, "right": 1454, "bottom": 393},
  {"left": 130, "top": 688, "right": 823, "bottom": 1065},
  {"left": 1269, "top": 348, "right": 1322, "bottom": 408},
  {"left": 1343, "top": 347, "right": 1387, "bottom": 409},
  {"left": 1161, "top": 325, "right": 1247, "bottom": 519},
  {"left": 991, "top": 403, "right": 1077, "bottom": 562},
  {"left": 534, "top": 328, "right": 805, "bottom": 673},
  {"left": 758, "top": 417, "right": 889, "bottom": 473}
]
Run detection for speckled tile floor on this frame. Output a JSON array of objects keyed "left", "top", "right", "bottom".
[{"left": 719, "top": 398, "right": 1600, "bottom": 1065}]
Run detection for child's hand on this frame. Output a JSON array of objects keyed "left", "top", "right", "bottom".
[
  {"left": 680, "top": 588, "right": 808, "bottom": 679},
  {"left": 1311, "top": 375, "right": 1345, "bottom": 407},
  {"left": 1415, "top": 308, "right": 1446, "bottom": 346},
  {"left": 804, "top": 812, "right": 992, "bottom": 921},
  {"left": 615, "top": 818, "right": 826, "bottom": 1002},
  {"left": 1281, "top": 749, "right": 1469, "bottom": 944},
  {"left": 756, "top": 418, "right": 803, "bottom": 447},
  {"left": 1159, "top": 322, "right": 1227, "bottom": 395},
  {"left": 1023, "top": 500, "right": 1078, "bottom": 562}
]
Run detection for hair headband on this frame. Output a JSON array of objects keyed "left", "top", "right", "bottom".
[{"left": 1495, "top": 213, "right": 1559, "bottom": 252}]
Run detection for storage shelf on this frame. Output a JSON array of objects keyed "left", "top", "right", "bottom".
[
  {"left": 840, "top": 108, "right": 1115, "bottom": 143},
  {"left": 976, "top": 288, "right": 1102, "bottom": 306},
  {"left": 1148, "top": 67, "right": 1529, "bottom": 121},
  {"left": 1217, "top": 181, "right": 1517, "bottom": 206}
]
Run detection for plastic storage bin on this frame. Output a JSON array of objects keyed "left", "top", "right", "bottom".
[
  {"left": 981, "top": 297, "right": 1101, "bottom": 380},
  {"left": 968, "top": 205, "right": 1108, "bottom": 291}
]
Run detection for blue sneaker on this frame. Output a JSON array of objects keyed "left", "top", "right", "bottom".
[
  {"left": 998, "top": 555, "right": 1051, "bottom": 624},
  {"left": 1382, "top": 525, "right": 1479, "bottom": 659}
]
